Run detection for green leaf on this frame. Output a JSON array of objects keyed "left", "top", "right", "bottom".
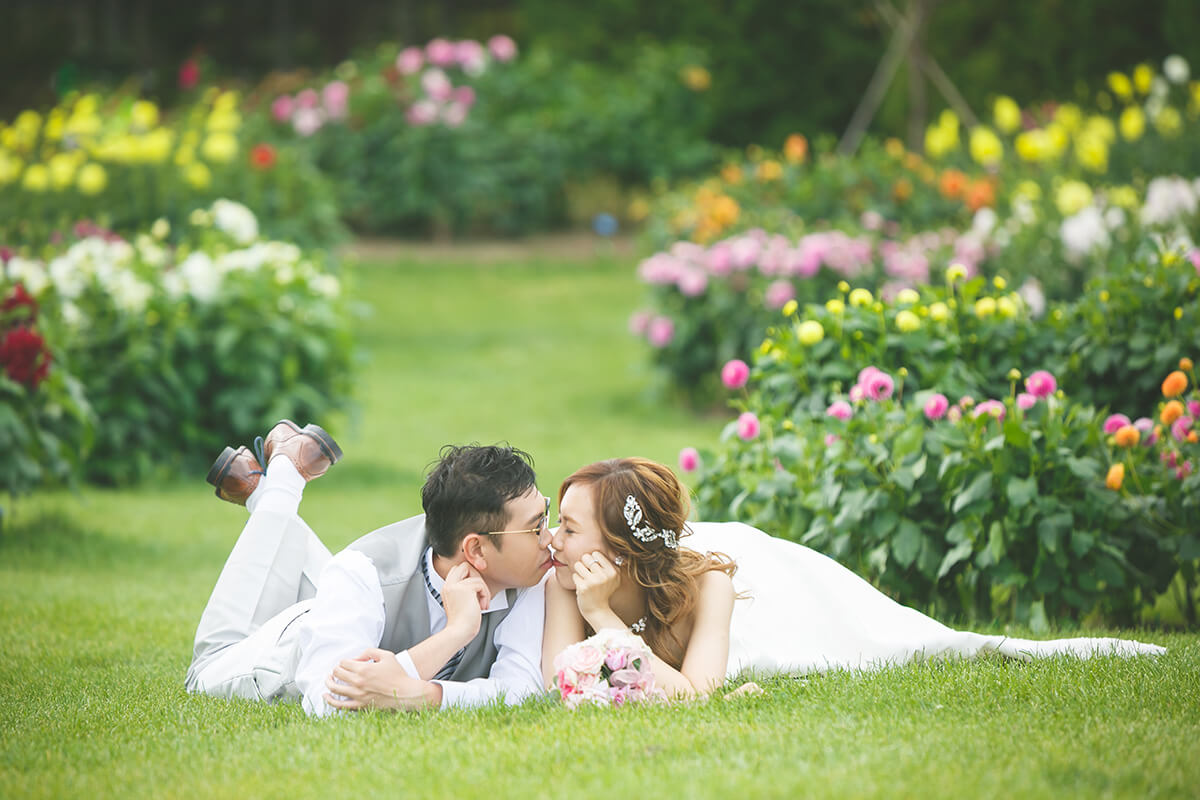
[
  {"left": 892, "top": 467, "right": 916, "bottom": 491},
  {"left": 891, "top": 520, "right": 922, "bottom": 568},
  {"left": 936, "top": 540, "right": 974, "bottom": 580},
  {"left": 909, "top": 453, "right": 927, "bottom": 481},
  {"left": 1029, "top": 599, "right": 1049, "bottom": 634},
  {"left": 1036, "top": 513, "right": 1072, "bottom": 554},
  {"left": 1003, "top": 418, "right": 1031, "bottom": 449},
  {"left": 1179, "top": 535, "right": 1200, "bottom": 561},
  {"left": 1006, "top": 476, "right": 1037, "bottom": 509},
  {"left": 1065, "top": 457, "right": 1100, "bottom": 480},
  {"left": 892, "top": 424, "right": 924, "bottom": 460},
  {"left": 988, "top": 521, "right": 1006, "bottom": 562},
  {"left": 952, "top": 473, "right": 993, "bottom": 514}
]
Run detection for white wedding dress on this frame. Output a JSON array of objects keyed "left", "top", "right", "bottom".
[{"left": 683, "top": 522, "right": 1165, "bottom": 679}]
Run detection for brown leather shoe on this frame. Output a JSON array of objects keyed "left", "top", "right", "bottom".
[
  {"left": 260, "top": 419, "right": 343, "bottom": 481},
  {"left": 205, "top": 446, "right": 264, "bottom": 505}
]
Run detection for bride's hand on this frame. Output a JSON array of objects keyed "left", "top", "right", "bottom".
[{"left": 573, "top": 551, "right": 621, "bottom": 625}]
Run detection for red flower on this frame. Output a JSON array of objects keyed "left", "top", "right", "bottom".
[
  {"left": 0, "top": 326, "right": 52, "bottom": 389},
  {"left": 179, "top": 58, "right": 200, "bottom": 90},
  {"left": 249, "top": 143, "right": 277, "bottom": 170},
  {"left": 2, "top": 283, "right": 37, "bottom": 322}
]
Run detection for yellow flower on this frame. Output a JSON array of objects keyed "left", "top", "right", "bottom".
[
  {"left": 21, "top": 163, "right": 49, "bottom": 192},
  {"left": 1044, "top": 123, "right": 1069, "bottom": 158},
  {"left": 1099, "top": 290, "right": 1110, "bottom": 303},
  {"left": 896, "top": 288, "right": 920, "bottom": 305},
  {"left": 974, "top": 297, "right": 997, "bottom": 318},
  {"left": 924, "top": 122, "right": 958, "bottom": 159},
  {"left": 1119, "top": 106, "right": 1145, "bottom": 140},
  {"left": 895, "top": 310, "right": 921, "bottom": 332},
  {"left": 848, "top": 288, "right": 873, "bottom": 307},
  {"left": 1154, "top": 107, "right": 1182, "bottom": 138},
  {"left": 759, "top": 338, "right": 773, "bottom": 355},
  {"left": 76, "top": 162, "right": 107, "bottom": 195},
  {"left": 1107, "top": 71, "right": 1133, "bottom": 100},
  {"left": 64, "top": 111, "right": 102, "bottom": 139},
  {"left": 212, "top": 90, "right": 240, "bottom": 113},
  {"left": 797, "top": 320, "right": 825, "bottom": 345},
  {"left": 996, "top": 296, "right": 1017, "bottom": 318},
  {"left": 1107, "top": 185, "right": 1139, "bottom": 209},
  {"left": 174, "top": 144, "right": 196, "bottom": 167},
  {"left": 1133, "top": 64, "right": 1154, "bottom": 94},
  {"left": 680, "top": 65, "right": 711, "bottom": 91},
  {"left": 0, "top": 151, "right": 22, "bottom": 186},
  {"left": 1085, "top": 115, "right": 1116, "bottom": 143},
  {"left": 47, "top": 152, "right": 77, "bottom": 189},
  {"left": 884, "top": 137, "right": 905, "bottom": 158},
  {"left": 928, "top": 301, "right": 949, "bottom": 322},
  {"left": 1015, "top": 180, "right": 1042, "bottom": 201},
  {"left": 946, "top": 263, "right": 968, "bottom": 282},
  {"left": 781, "top": 299, "right": 798, "bottom": 317},
  {"left": 1055, "top": 180, "right": 1093, "bottom": 216},
  {"left": 201, "top": 132, "right": 237, "bottom": 163},
  {"left": 627, "top": 197, "right": 650, "bottom": 222},
  {"left": 1015, "top": 129, "right": 1049, "bottom": 162},
  {"left": 1074, "top": 131, "right": 1108, "bottom": 173},
  {"left": 836, "top": 280, "right": 850, "bottom": 294},
  {"left": 968, "top": 126, "right": 1003, "bottom": 167},
  {"left": 993, "top": 96, "right": 1021, "bottom": 133},
  {"left": 131, "top": 100, "right": 160, "bottom": 129},
  {"left": 184, "top": 161, "right": 212, "bottom": 189},
  {"left": 721, "top": 164, "right": 743, "bottom": 185},
  {"left": 44, "top": 109, "right": 65, "bottom": 141},
  {"left": 992, "top": 276, "right": 1007, "bottom": 290},
  {"left": 1054, "top": 103, "right": 1083, "bottom": 132},
  {"left": 756, "top": 160, "right": 783, "bottom": 181},
  {"left": 205, "top": 109, "right": 242, "bottom": 134},
  {"left": 825, "top": 298, "right": 845, "bottom": 314},
  {"left": 1175, "top": 307, "right": 1184, "bottom": 320}
]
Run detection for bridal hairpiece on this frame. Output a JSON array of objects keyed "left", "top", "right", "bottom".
[{"left": 623, "top": 495, "right": 678, "bottom": 549}]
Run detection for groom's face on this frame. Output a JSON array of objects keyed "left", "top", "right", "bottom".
[{"left": 477, "top": 486, "right": 554, "bottom": 590}]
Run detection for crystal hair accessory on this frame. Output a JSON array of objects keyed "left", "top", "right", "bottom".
[{"left": 623, "top": 495, "right": 679, "bottom": 549}]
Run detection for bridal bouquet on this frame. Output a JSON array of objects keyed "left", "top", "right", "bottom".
[{"left": 553, "top": 628, "right": 659, "bottom": 709}]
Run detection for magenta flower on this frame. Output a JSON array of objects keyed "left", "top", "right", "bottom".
[
  {"left": 678, "top": 447, "right": 700, "bottom": 473},
  {"left": 647, "top": 316, "right": 675, "bottom": 348},
  {"left": 488, "top": 35, "right": 518, "bottom": 62},
  {"left": 456, "top": 40, "right": 487, "bottom": 73},
  {"left": 628, "top": 310, "right": 651, "bottom": 336},
  {"left": 1188, "top": 400, "right": 1200, "bottom": 419},
  {"left": 971, "top": 399, "right": 1006, "bottom": 421},
  {"left": 848, "top": 384, "right": 866, "bottom": 403},
  {"left": 827, "top": 400, "right": 853, "bottom": 421},
  {"left": 453, "top": 86, "right": 477, "bottom": 109},
  {"left": 1016, "top": 392, "right": 1037, "bottom": 411},
  {"left": 707, "top": 243, "right": 733, "bottom": 276},
  {"left": 1189, "top": 249, "right": 1200, "bottom": 273},
  {"left": 405, "top": 99, "right": 438, "bottom": 126},
  {"left": 677, "top": 268, "right": 708, "bottom": 297},
  {"left": 1171, "top": 415, "right": 1194, "bottom": 442},
  {"left": 924, "top": 393, "right": 949, "bottom": 420},
  {"left": 857, "top": 366, "right": 882, "bottom": 386},
  {"left": 1163, "top": 450, "right": 1178, "bottom": 468},
  {"left": 322, "top": 81, "right": 349, "bottom": 120},
  {"left": 396, "top": 47, "right": 424, "bottom": 75},
  {"left": 1025, "top": 370, "right": 1057, "bottom": 398},
  {"left": 426, "top": 37, "right": 457, "bottom": 66},
  {"left": 271, "top": 95, "right": 294, "bottom": 122},
  {"left": 421, "top": 68, "right": 454, "bottom": 101},
  {"left": 764, "top": 279, "right": 795, "bottom": 310},
  {"left": 1103, "top": 413, "right": 1132, "bottom": 434},
  {"left": 865, "top": 371, "right": 895, "bottom": 401},
  {"left": 824, "top": 433, "right": 839, "bottom": 447},
  {"left": 736, "top": 412, "right": 761, "bottom": 440},
  {"left": 295, "top": 88, "right": 319, "bottom": 109},
  {"left": 721, "top": 359, "right": 750, "bottom": 389}
]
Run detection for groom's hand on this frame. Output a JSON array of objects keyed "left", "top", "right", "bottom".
[
  {"left": 324, "top": 648, "right": 443, "bottom": 712},
  {"left": 441, "top": 562, "right": 489, "bottom": 640}
]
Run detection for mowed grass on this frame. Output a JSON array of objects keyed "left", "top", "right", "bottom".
[{"left": 2, "top": 249, "right": 1197, "bottom": 799}]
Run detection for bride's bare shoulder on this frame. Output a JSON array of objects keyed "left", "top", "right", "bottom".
[{"left": 698, "top": 567, "right": 735, "bottom": 599}]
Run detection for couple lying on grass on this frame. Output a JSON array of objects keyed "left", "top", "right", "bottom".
[{"left": 187, "top": 423, "right": 1164, "bottom": 715}]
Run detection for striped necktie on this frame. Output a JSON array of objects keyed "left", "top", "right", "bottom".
[{"left": 420, "top": 549, "right": 468, "bottom": 681}]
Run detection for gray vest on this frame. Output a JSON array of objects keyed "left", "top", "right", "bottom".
[{"left": 346, "top": 513, "right": 516, "bottom": 681}]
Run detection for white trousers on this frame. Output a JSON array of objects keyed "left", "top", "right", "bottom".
[{"left": 185, "top": 508, "right": 331, "bottom": 702}]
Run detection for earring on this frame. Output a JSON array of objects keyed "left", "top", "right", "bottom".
[{"left": 614, "top": 555, "right": 625, "bottom": 566}]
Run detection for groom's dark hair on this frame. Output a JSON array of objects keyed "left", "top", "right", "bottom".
[{"left": 422, "top": 443, "right": 537, "bottom": 557}]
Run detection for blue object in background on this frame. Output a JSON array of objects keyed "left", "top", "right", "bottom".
[{"left": 592, "top": 213, "right": 618, "bottom": 237}]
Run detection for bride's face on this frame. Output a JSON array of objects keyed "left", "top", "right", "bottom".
[{"left": 549, "top": 482, "right": 615, "bottom": 590}]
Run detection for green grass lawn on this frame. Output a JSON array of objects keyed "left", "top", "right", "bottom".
[{"left": 2, "top": 249, "right": 1196, "bottom": 799}]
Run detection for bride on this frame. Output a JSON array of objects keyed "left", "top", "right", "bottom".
[{"left": 541, "top": 458, "right": 1166, "bottom": 697}]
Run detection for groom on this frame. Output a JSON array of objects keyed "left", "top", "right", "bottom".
[{"left": 185, "top": 421, "right": 553, "bottom": 715}]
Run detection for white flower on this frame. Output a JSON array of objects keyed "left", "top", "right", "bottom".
[
  {"left": 309, "top": 274, "right": 340, "bottom": 298},
  {"left": 110, "top": 270, "right": 153, "bottom": 314},
  {"left": 48, "top": 255, "right": 87, "bottom": 299},
  {"left": 211, "top": 199, "right": 259, "bottom": 245},
  {"left": 7, "top": 256, "right": 50, "bottom": 295},
  {"left": 1012, "top": 196, "right": 1038, "bottom": 226},
  {"left": 971, "top": 207, "right": 998, "bottom": 237},
  {"left": 60, "top": 301, "right": 85, "bottom": 328},
  {"left": 1060, "top": 206, "right": 1110, "bottom": 260},
  {"left": 1150, "top": 76, "right": 1170, "bottom": 99},
  {"left": 1018, "top": 278, "right": 1046, "bottom": 318},
  {"left": 179, "top": 251, "right": 220, "bottom": 303},
  {"left": 1164, "top": 55, "right": 1190, "bottom": 85},
  {"left": 1103, "top": 206, "right": 1127, "bottom": 230},
  {"left": 162, "top": 270, "right": 186, "bottom": 300},
  {"left": 189, "top": 208, "right": 212, "bottom": 227},
  {"left": 151, "top": 217, "right": 170, "bottom": 240},
  {"left": 136, "top": 234, "right": 168, "bottom": 268},
  {"left": 1141, "top": 176, "right": 1198, "bottom": 226}
]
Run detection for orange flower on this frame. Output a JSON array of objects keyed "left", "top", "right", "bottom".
[
  {"left": 892, "top": 178, "right": 913, "bottom": 202},
  {"left": 938, "top": 169, "right": 967, "bottom": 199},
  {"left": 1114, "top": 425, "right": 1141, "bottom": 447},
  {"left": 783, "top": 134, "right": 808, "bottom": 164},
  {"left": 1162, "top": 400, "right": 1185, "bottom": 424},
  {"left": 249, "top": 143, "right": 277, "bottom": 170},
  {"left": 903, "top": 152, "right": 924, "bottom": 171},
  {"left": 1105, "top": 463, "right": 1125, "bottom": 490},
  {"left": 720, "top": 164, "right": 743, "bottom": 185},
  {"left": 1189, "top": 431, "right": 1199, "bottom": 443},
  {"left": 756, "top": 160, "right": 783, "bottom": 181},
  {"left": 1162, "top": 370, "right": 1189, "bottom": 397},
  {"left": 965, "top": 179, "right": 996, "bottom": 211},
  {"left": 1180, "top": 357, "right": 1194, "bottom": 371}
]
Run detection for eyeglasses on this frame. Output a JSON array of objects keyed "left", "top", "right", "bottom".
[{"left": 481, "top": 496, "right": 551, "bottom": 537}]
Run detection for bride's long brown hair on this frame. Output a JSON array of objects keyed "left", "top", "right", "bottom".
[{"left": 559, "top": 458, "right": 736, "bottom": 669}]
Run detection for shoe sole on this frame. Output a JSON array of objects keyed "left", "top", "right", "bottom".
[
  {"left": 302, "top": 423, "right": 344, "bottom": 464},
  {"left": 206, "top": 446, "right": 238, "bottom": 489}
]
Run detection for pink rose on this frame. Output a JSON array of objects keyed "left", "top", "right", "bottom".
[
  {"left": 1103, "top": 413, "right": 1132, "bottom": 434},
  {"left": 1025, "top": 370, "right": 1057, "bottom": 398},
  {"left": 456, "top": 40, "right": 487, "bottom": 75},
  {"left": 764, "top": 279, "right": 795, "bottom": 310},
  {"left": 608, "top": 667, "right": 642, "bottom": 688},
  {"left": 405, "top": 99, "right": 438, "bottom": 126},
  {"left": 421, "top": 68, "right": 453, "bottom": 101},
  {"left": 271, "top": 94, "right": 294, "bottom": 122},
  {"left": 628, "top": 310, "right": 651, "bottom": 336},
  {"left": 604, "top": 649, "right": 630, "bottom": 672},
  {"left": 737, "top": 412, "right": 761, "bottom": 440},
  {"left": 295, "top": 88, "right": 319, "bottom": 109},
  {"left": 827, "top": 400, "right": 853, "bottom": 421},
  {"left": 721, "top": 359, "right": 750, "bottom": 389},
  {"left": 609, "top": 686, "right": 629, "bottom": 707},
  {"left": 677, "top": 268, "right": 708, "bottom": 297},
  {"left": 488, "top": 34, "right": 518, "bottom": 62},
  {"left": 556, "top": 667, "right": 578, "bottom": 691},
  {"left": 647, "top": 316, "right": 675, "bottom": 348},
  {"left": 452, "top": 85, "right": 476, "bottom": 109},
  {"left": 1016, "top": 392, "right": 1037, "bottom": 411},
  {"left": 924, "top": 393, "right": 949, "bottom": 420},
  {"left": 678, "top": 447, "right": 700, "bottom": 472},
  {"left": 396, "top": 46, "right": 424, "bottom": 75},
  {"left": 322, "top": 81, "right": 349, "bottom": 119},
  {"left": 568, "top": 644, "right": 605, "bottom": 675},
  {"left": 426, "top": 37, "right": 457, "bottom": 66}
]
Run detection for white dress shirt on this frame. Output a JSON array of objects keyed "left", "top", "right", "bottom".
[{"left": 294, "top": 548, "right": 546, "bottom": 716}]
